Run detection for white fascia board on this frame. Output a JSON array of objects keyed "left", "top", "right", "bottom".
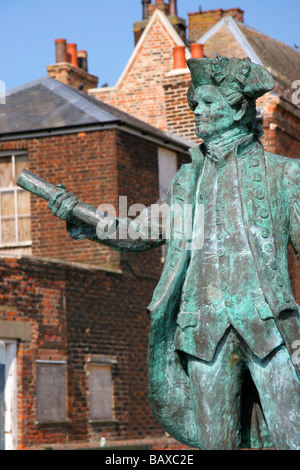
[{"left": 197, "top": 16, "right": 263, "bottom": 66}]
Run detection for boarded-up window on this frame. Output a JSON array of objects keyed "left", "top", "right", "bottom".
[
  {"left": 0, "top": 153, "right": 31, "bottom": 246},
  {"left": 89, "top": 363, "right": 114, "bottom": 422},
  {"left": 36, "top": 361, "right": 67, "bottom": 423}
]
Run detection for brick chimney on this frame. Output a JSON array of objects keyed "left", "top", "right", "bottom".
[
  {"left": 47, "top": 39, "right": 98, "bottom": 93},
  {"left": 148, "top": 0, "right": 169, "bottom": 17},
  {"left": 188, "top": 7, "right": 244, "bottom": 43},
  {"left": 134, "top": 0, "right": 186, "bottom": 46}
]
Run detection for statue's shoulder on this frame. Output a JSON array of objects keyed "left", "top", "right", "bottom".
[{"left": 171, "top": 146, "right": 203, "bottom": 184}]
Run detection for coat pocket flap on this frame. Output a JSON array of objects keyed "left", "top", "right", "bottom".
[
  {"left": 176, "top": 313, "right": 199, "bottom": 330},
  {"left": 256, "top": 303, "right": 273, "bottom": 320}
]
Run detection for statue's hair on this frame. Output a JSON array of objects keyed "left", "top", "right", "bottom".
[{"left": 187, "top": 83, "right": 263, "bottom": 137}]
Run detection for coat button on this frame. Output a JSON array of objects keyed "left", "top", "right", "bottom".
[
  {"left": 264, "top": 243, "right": 273, "bottom": 253},
  {"left": 255, "top": 189, "right": 265, "bottom": 200},
  {"left": 253, "top": 173, "right": 262, "bottom": 182},
  {"left": 275, "top": 276, "right": 283, "bottom": 287},
  {"left": 221, "top": 282, "right": 228, "bottom": 291},
  {"left": 218, "top": 249, "right": 225, "bottom": 257},
  {"left": 259, "top": 209, "right": 269, "bottom": 219},
  {"left": 216, "top": 217, "right": 223, "bottom": 225},
  {"left": 270, "top": 261, "right": 277, "bottom": 270},
  {"left": 282, "top": 292, "right": 290, "bottom": 303},
  {"left": 261, "top": 228, "right": 270, "bottom": 238},
  {"left": 219, "top": 265, "right": 227, "bottom": 273},
  {"left": 250, "top": 158, "right": 259, "bottom": 167}
]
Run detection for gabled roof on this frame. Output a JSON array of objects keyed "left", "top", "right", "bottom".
[
  {"left": 0, "top": 76, "right": 192, "bottom": 150},
  {"left": 90, "top": 9, "right": 191, "bottom": 93},
  {"left": 198, "top": 16, "right": 300, "bottom": 85}
]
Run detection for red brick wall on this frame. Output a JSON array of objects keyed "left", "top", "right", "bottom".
[
  {"left": 0, "top": 256, "right": 167, "bottom": 449},
  {"left": 163, "top": 70, "right": 195, "bottom": 142},
  {"left": 90, "top": 14, "right": 178, "bottom": 132},
  {"left": 201, "top": 23, "right": 247, "bottom": 58}
]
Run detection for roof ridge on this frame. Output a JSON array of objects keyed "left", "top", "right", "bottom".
[
  {"left": 41, "top": 78, "right": 118, "bottom": 123},
  {"left": 6, "top": 76, "right": 50, "bottom": 96}
]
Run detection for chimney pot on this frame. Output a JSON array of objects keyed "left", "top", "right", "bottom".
[
  {"left": 55, "top": 38, "right": 67, "bottom": 63},
  {"left": 169, "top": 0, "right": 177, "bottom": 16},
  {"left": 77, "top": 50, "right": 88, "bottom": 71},
  {"left": 142, "top": 0, "right": 151, "bottom": 20},
  {"left": 173, "top": 45, "right": 186, "bottom": 70},
  {"left": 190, "top": 43, "right": 204, "bottom": 58},
  {"left": 67, "top": 43, "right": 78, "bottom": 67}
]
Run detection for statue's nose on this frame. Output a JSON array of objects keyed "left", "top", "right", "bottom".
[{"left": 194, "top": 106, "right": 203, "bottom": 116}]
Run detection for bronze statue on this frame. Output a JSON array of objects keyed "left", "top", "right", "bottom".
[{"left": 18, "top": 55, "right": 300, "bottom": 450}]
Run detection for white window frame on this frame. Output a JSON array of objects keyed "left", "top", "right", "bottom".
[
  {"left": 0, "top": 339, "right": 18, "bottom": 450},
  {"left": 0, "top": 151, "right": 31, "bottom": 248}
]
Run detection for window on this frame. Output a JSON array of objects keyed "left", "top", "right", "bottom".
[
  {"left": 88, "top": 356, "right": 116, "bottom": 422},
  {"left": 0, "top": 152, "right": 31, "bottom": 247},
  {"left": 36, "top": 361, "right": 67, "bottom": 424}
]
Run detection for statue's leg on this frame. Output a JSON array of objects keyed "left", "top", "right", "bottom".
[
  {"left": 186, "top": 328, "right": 245, "bottom": 450},
  {"left": 248, "top": 345, "right": 300, "bottom": 450}
]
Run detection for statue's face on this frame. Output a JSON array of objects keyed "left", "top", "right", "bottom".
[{"left": 193, "top": 85, "right": 236, "bottom": 141}]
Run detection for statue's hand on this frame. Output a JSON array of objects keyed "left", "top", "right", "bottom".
[{"left": 48, "top": 184, "right": 78, "bottom": 220}]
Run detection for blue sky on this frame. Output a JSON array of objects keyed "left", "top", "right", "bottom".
[{"left": 1, "top": 0, "right": 300, "bottom": 92}]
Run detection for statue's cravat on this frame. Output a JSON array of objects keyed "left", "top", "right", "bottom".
[{"left": 204, "top": 127, "right": 251, "bottom": 163}]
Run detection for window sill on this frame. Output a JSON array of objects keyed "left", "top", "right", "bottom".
[
  {"left": 35, "top": 419, "right": 71, "bottom": 427},
  {"left": 0, "top": 241, "right": 32, "bottom": 249},
  {"left": 89, "top": 419, "right": 118, "bottom": 425}
]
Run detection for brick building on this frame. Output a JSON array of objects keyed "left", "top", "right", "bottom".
[
  {"left": 1, "top": 0, "right": 300, "bottom": 451},
  {"left": 0, "top": 76, "right": 191, "bottom": 450}
]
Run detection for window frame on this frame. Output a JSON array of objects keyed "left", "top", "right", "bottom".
[
  {"left": 36, "top": 360, "right": 68, "bottom": 425},
  {"left": 87, "top": 356, "right": 117, "bottom": 424},
  {"left": 0, "top": 150, "right": 31, "bottom": 248}
]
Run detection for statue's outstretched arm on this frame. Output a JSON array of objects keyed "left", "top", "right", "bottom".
[
  {"left": 17, "top": 169, "right": 168, "bottom": 253},
  {"left": 48, "top": 184, "right": 166, "bottom": 253}
]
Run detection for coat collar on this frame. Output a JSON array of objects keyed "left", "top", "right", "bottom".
[{"left": 189, "top": 131, "right": 263, "bottom": 166}]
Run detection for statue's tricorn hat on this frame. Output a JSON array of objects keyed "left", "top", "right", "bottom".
[{"left": 187, "top": 54, "right": 275, "bottom": 107}]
